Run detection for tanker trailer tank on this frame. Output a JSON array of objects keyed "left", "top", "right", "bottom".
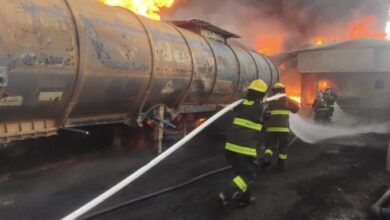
[{"left": 0, "top": 0, "right": 279, "bottom": 143}]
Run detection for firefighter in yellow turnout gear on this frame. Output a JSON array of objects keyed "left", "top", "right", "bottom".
[
  {"left": 262, "top": 82, "right": 299, "bottom": 170},
  {"left": 219, "top": 79, "right": 268, "bottom": 208}
]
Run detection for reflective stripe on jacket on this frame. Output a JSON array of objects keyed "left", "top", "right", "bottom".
[
  {"left": 266, "top": 94, "right": 299, "bottom": 133},
  {"left": 225, "top": 99, "right": 265, "bottom": 157},
  {"left": 225, "top": 142, "right": 257, "bottom": 156}
]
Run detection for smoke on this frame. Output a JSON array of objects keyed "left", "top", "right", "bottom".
[
  {"left": 162, "top": 0, "right": 390, "bottom": 51},
  {"left": 290, "top": 105, "right": 390, "bottom": 144}
]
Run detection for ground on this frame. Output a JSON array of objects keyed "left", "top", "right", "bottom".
[{"left": 0, "top": 126, "right": 389, "bottom": 220}]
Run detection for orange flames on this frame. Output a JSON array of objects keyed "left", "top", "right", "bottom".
[
  {"left": 348, "top": 16, "right": 387, "bottom": 39},
  {"left": 318, "top": 80, "right": 329, "bottom": 91},
  {"left": 255, "top": 35, "right": 284, "bottom": 56},
  {"left": 256, "top": 16, "right": 387, "bottom": 55},
  {"left": 312, "top": 16, "right": 387, "bottom": 46},
  {"left": 314, "top": 38, "right": 325, "bottom": 46},
  {"left": 289, "top": 96, "right": 301, "bottom": 105},
  {"left": 278, "top": 64, "right": 302, "bottom": 105},
  {"left": 101, "top": 0, "right": 174, "bottom": 20}
]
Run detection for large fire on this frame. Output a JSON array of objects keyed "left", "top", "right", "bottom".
[
  {"left": 101, "top": 0, "right": 174, "bottom": 20},
  {"left": 260, "top": 16, "right": 387, "bottom": 105},
  {"left": 348, "top": 16, "right": 387, "bottom": 39},
  {"left": 257, "top": 16, "right": 387, "bottom": 55},
  {"left": 312, "top": 16, "right": 387, "bottom": 46},
  {"left": 255, "top": 35, "right": 284, "bottom": 56}
]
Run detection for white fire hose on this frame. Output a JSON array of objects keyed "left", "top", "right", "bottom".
[{"left": 62, "top": 99, "right": 244, "bottom": 220}]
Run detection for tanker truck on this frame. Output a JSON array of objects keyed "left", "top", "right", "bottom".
[{"left": 0, "top": 0, "right": 278, "bottom": 143}]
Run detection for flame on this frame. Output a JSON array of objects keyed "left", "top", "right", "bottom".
[
  {"left": 318, "top": 80, "right": 329, "bottom": 91},
  {"left": 256, "top": 16, "right": 387, "bottom": 55},
  {"left": 194, "top": 118, "right": 207, "bottom": 128},
  {"left": 278, "top": 63, "right": 302, "bottom": 106},
  {"left": 348, "top": 16, "right": 387, "bottom": 39},
  {"left": 101, "top": 0, "right": 174, "bottom": 20},
  {"left": 314, "top": 38, "right": 324, "bottom": 45},
  {"left": 312, "top": 16, "right": 387, "bottom": 46},
  {"left": 289, "top": 95, "right": 301, "bottom": 105},
  {"left": 255, "top": 35, "right": 283, "bottom": 56}
]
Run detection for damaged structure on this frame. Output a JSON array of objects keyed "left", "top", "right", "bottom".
[
  {"left": 276, "top": 38, "right": 390, "bottom": 191},
  {"left": 278, "top": 38, "right": 390, "bottom": 121},
  {"left": 0, "top": 0, "right": 278, "bottom": 142}
]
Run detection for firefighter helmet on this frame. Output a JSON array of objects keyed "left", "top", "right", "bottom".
[
  {"left": 273, "top": 82, "right": 285, "bottom": 89},
  {"left": 248, "top": 79, "right": 268, "bottom": 93}
]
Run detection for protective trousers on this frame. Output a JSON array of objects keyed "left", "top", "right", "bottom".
[
  {"left": 314, "top": 113, "right": 331, "bottom": 124},
  {"left": 223, "top": 151, "right": 257, "bottom": 201},
  {"left": 264, "top": 132, "right": 289, "bottom": 162}
]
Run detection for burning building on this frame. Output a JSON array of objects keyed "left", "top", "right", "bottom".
[
  {"left": 162, "top": 0, "right": 390, "bottom": 54},
  {"left": 277, "top": 38, "right": 390, "bottom": 121},
  {"left": 161, "top": 0, "right": 390, "bottom": 108}
]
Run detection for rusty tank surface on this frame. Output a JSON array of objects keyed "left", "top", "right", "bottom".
[{"left": 0, "top": 0, "right": 278, "bottom": 142}]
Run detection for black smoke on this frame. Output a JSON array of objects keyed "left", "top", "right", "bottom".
[{"left": 161, "top": 0, "right": 390, "bottom": 51}]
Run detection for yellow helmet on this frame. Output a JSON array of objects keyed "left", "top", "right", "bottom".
[
  {"left": 273, "top": 82, "right": 285, "bottom": 89},
  {"left": 248, "top": 79, "right": 268, "bottom": 93}
]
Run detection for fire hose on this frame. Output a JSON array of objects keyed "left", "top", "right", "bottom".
[
  {"left": 371, "top": 187, "right": 390, "bottom": 218},
  {"left": 62, "top": 96, "right": 299, "bottom": 220},
  {"left": 79, "top": 132, "right": 299, "bottom": 220},
  {"left": 62, "top": 99, "right": 244, "bottom": 220},
  {"left": 79, "top": 166, "right": 232, "bottom": 220}
]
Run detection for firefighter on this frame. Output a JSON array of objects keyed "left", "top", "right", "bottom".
[
  {"left": 323, "top": 87, "right": 338, "bottom": 120},
  {"left": 219, "top": 79, "right": 268, "bottom": 208},
  {"left": 313, "top": 90, "right": 330, "bottom": 124},
  {"left": 262, "top": 82, "right": 299, "bottom": 170}
]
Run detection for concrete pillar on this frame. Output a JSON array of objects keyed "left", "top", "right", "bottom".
[
  {"left": 301, "top": 73, "right": 318, "bottom": 110},
  {"left": 153, "top": 106, "right": 164, "bottom": 154}
]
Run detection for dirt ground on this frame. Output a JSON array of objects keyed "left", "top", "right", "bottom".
[{"left": 0, "top": 127, "right": 389, "bottom": 220}]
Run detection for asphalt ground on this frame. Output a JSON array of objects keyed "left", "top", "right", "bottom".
[{"left": 0, "top": 126, "right": 389, "bottom": 220}]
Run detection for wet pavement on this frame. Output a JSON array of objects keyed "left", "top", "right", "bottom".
[{"left": 0, "top": 126, "right": 389, "bottom": 220}]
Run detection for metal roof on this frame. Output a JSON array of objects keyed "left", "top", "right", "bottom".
[
  {"left": 170, "top": 19, "right": 240, "bottom": 39},
  {"left": 270, "top": 38, "right": 390, "bottom": 65},
  {"left": 300, "top": 38, "right": 390, "bottom": 51}
]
